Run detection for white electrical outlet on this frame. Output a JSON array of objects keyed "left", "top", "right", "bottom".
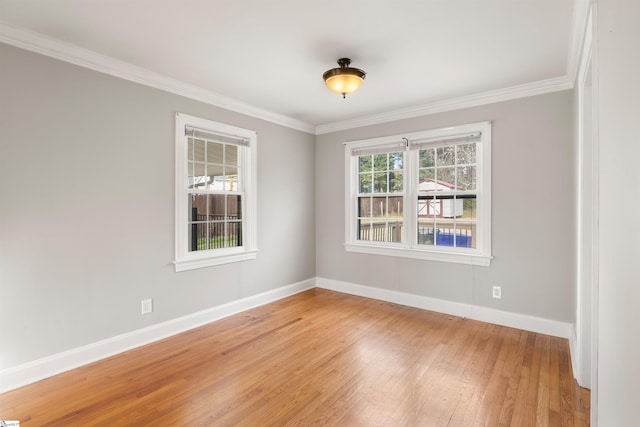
[
  {"left": 492, "top": 286, "right": 502, "bottom": 299},
  {"left": 141, "top": 298, "right": 153, "bottom": 315}
]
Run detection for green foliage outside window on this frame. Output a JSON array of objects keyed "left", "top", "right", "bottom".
[{"left": 358, "top": 152, "right": 404, "bottom": 194}]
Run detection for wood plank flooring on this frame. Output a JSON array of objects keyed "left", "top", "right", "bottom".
[{"left": 0, "top": 289, "right": 590, "bottom": 426}]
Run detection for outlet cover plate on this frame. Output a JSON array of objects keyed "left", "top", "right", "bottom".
[{"left": 141, "top": 299, "right": 153, "bottom": 315}]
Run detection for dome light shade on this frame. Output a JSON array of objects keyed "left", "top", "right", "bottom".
[{"left": 323, "top": 58, "right": 366, "bottom": 98}]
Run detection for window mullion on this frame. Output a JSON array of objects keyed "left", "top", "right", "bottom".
[{"left": 405, "top": 149, "right": 417, "bottom": 247}]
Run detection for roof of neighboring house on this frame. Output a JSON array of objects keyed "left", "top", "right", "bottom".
[{"left": 418, "top": 178, "right": 461, "bottom": 191}]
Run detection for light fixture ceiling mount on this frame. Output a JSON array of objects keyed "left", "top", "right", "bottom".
[{"left": 323, "top": 58, "right": 366, "bottom": 98}]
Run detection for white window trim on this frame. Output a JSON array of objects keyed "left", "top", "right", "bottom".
[
  {"left": 344, "top": 121, "right": 492, "bottom": 266},
  {"left": 174, "top": 113, "right": 258, "bottom": 272}
]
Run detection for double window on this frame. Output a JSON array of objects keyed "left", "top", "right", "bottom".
[
  {"left": 175, "top": 113, "right": 257, "bottom": 272},
  {"left": 345, "top": 122, "right": 492, "bottom": 266}
]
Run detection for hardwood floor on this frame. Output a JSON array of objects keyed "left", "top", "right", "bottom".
[{"left": 0, "top": 289, "right": 589, "bottom": 426}]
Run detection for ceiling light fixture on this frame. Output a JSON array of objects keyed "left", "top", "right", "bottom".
[{"left": 323, "top": 58, "right": 366, "bottom": 98}]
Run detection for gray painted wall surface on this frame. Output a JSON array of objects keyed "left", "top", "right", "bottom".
[
  {"left": 316, "top": 91, "right": 575, "bottom": 322},
  {"left": 597, "top": 0, "right": 640, "bottom": 424},
  {"left": 0, "top": 41, "right": 577, "bottom": 376},
  {"left": 0, "top": 44, "right": 316, "bottom": 369}
]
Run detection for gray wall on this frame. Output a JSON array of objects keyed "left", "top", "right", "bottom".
[
  {"left": 597, "top": 0, "right": 640, "bottom": 424},
  {"left": 0, "top": 43, "right": 316, "bottom": 369},
  {"left": 0, "top": 41, "right": 577, "bottom": 375},
  {"left": 316, "top": 91, "right": 575, "bottom": 322}
]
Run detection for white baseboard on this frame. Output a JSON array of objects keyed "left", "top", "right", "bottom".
[
  {"left": 1, "top": 276, "right": 578, "bottom": 394},
  {"left": 0, "top": 278, "right": 316, "bottom": 394},
  {"left": 317, "top": 277, "right": 574, "bottom": 339}
]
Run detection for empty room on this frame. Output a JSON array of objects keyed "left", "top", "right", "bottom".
[{"left": 0, "top": 1, "right": 638, "bottom": 426}]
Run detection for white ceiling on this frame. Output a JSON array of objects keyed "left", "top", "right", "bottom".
[{"left": 0, "top": 1, "right": 583, "bottom": 133}]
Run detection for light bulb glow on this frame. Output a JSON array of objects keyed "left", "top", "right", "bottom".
[{"left": 325, "top": 74, "right": 364, "bottom": 95}]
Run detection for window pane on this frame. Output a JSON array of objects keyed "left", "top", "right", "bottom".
[
  {"left": 359, "top": 155, "right": 372, "bottom": 173},
  {"left": 188, "top": 194, "right": 207, "bottom": 252},
  {"left": 188, "top": 162, "right": 207, "bottom": 189},
  {"left": 390, "top": 152, "right": 404, "bottom": 170},
  {"left": 209, "top": 221, "right": 225, "bottom": 249},
  {"left": 227, "top": 195, "right": 242, "bottom": 219},
  {"left": 389, "top": 196, "right": 403, "bottom": 218},
  {"left": 437, "top": 167, "right": 456, "bottom": 188},
  {"left": 358, "top": 196, "right": 372, "bottom": 219},
  {"left": 225, "top": 144, "right": 238, "bottom": 166},
  {"left": 371, "top": 196, "right": 387, "bottom": 217},
  {"left": 389, "top": 171, "right": 403, "bottom": 192},
  {"left": 417, "top": 224, "right": 435, "bottom": 246},
  {"left": 373, "top": 172, "right": 387, "bottom": 193},
  {"left": 228, "top": 221, "right": 242, "bottom": 247},
  {"left": 229, "top": 175, "right": 239, "bottom": 192},
  {"left": 456, "top": 143, "right": 476, "bottom": 165},
  {"left": 189, "top": 194, "right": 207, "bottom": 222},
  {"left": 388, "top": 218, "right": 403, "bottom": 243},
  {"left": 419, "top": 149, "right": 435, "bottom": 167},
  {"left": 206, "top": 164, "right": 224, "bottom": 190},
  {"left": 417, "top": 195, "right": 436, "bottom": 245},
  {"left": 418, "top": 196, "right": 439, "bottom": 220},
  {"left": 191, "top": 138, "right": 205, "bottom": 163},
  {"left": 417, "top": 197, "right": 431, "bottom": 219},
  {"left": 188, "top": 137, "right": 194, "bottom": 162},
  {"left": 359, "top": 172, "right": 372, "bottom": 193},
  {"left": 370, "top": 220, "right": 388, "bottom": 242},
  {"left": 437, "top": 146, "right": 456, "bottom": 166},
  {"left": 225, "top": 165, "right": 238, "bottom": 191},
  {"left": 356, "top": 196, "right": 404, "bottom": 243},
  {"left": 458, "top": 198, "right": 477, "bottom": 249},
  {"left": 419, "top": 168, "right": 436, "bottom": 192},
  {"left": 373, "top": 153, "right": 388, "bottom": 171},
  {"left": 434, "top": 219, "right": 455, "bottom": 247},
  {"left": 457, "top": 165, "right": 476, "bottom": 191},
  {"left": 357, "top": 219, "right": 371, "bottom": 241},
  {"left": 207, "top": 194, "right": 223, "bottom": 219},
  {"left": 207, "top": 141, "right": 223, "bottom": 164},
  {"left": 357, "top": 196, "right": 371, "bottom": 241}
]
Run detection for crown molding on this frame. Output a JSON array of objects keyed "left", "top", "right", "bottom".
[
  {"left": 0, "top": 22, "right": 316, "bottom": 135},
  {"left": 0, "top": 21, "right": 577, "bottom": 138},
  {"left": 315, "top": 76, "right": 573, "bottom": 135}
]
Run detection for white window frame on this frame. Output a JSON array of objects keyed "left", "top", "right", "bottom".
[
  {"left": 344, "top": 121, "right": 492, "bottom": 266},
  {"left": 174, "top": 113, "right": 258, "bottom": 272}
]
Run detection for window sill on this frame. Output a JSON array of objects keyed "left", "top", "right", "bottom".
[
  {"left": 344, "top": 243, "right": 492, "bottom": 266},
  {"left": 174, "top": 248, "right": 258, "bottom": 272}
]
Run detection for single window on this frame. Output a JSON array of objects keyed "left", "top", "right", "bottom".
[
  {"left": 175, "top": 113, "right": 257, "bottom": 272},
  {"left": 344, "top": 122, "right": 492, "bottom": 266}
]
